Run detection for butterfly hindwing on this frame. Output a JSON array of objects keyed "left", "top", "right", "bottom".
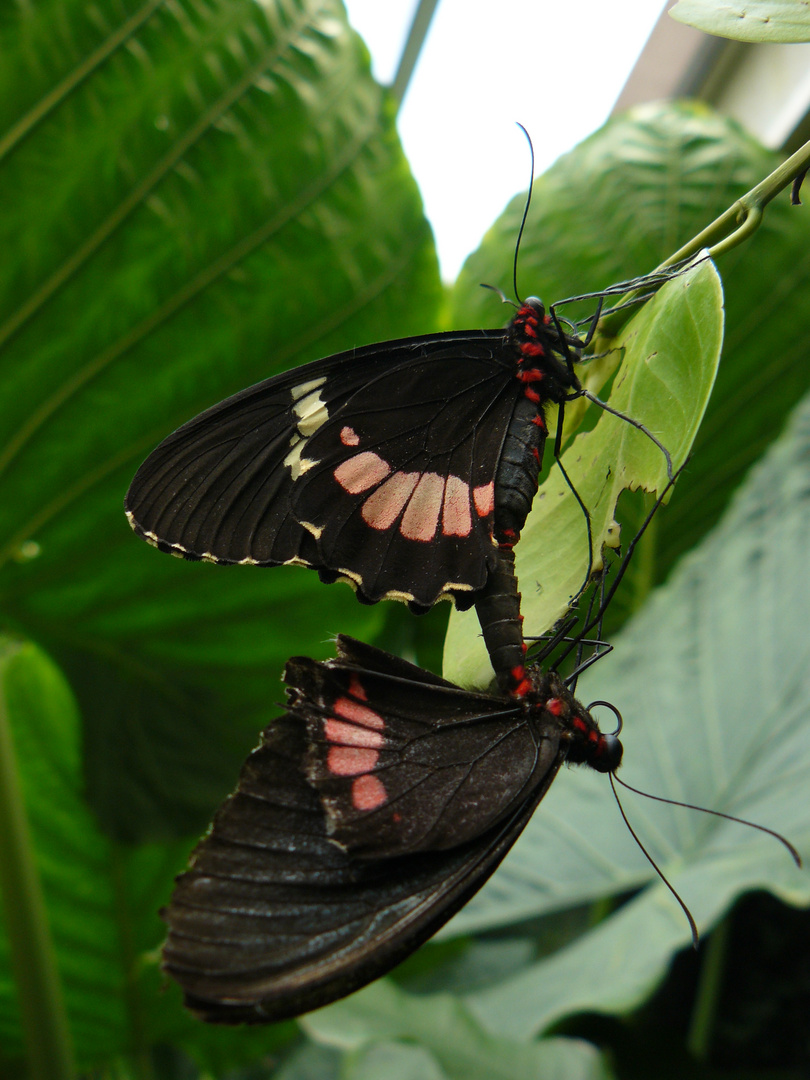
[
  {"left": 291, "top": 647, "right": 555, "bottom": 857},
  {"left": 161, "top": 637, "right": 570, "bottom": 1023}
]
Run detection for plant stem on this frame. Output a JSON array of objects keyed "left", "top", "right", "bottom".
[
  {"left": 686, "top": 916, "right": 730, "bottom": 1061},
  {"left": 391, "top": 0, "right": 440, "bottom": 107},
  {"left": 0, "top": 644, "right": 75, "bottom": 1080},
  {"left": 599, "top": 135, "right": 810, "bottom": 338}
]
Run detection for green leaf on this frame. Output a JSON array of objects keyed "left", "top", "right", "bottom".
[
  {"left": 0, "top": 637, "right": 296, "bottom": 1074},
  {"left": 452, "top": 385, "right": 810, "bottom": 1039},
  {"left": 444, "top": 257, "right": 724, "bottom": 687},
  {"left": 0, "top": 0, "right": 441, "bottom": 840},
  {"left": 345, "top": 1041, "right": 448, "bottom": 1080},
  {"left": 450, "top": 102, "right": 810, "bottom": 621},
  {"left": 670, "top": 0, "right": 810, "bottom": 42},
  {"left": 303, "top": 979, "right": 611, "bottom": 1080}
]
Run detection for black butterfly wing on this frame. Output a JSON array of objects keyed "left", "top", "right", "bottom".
[
  {"left": 163, "top": 715, "right": 563, "bottom": 1025},
  {"left": 125, "top": 330, "right": 517, "bottom": 610},
  {"left": 292, "top": 641, "right": 554, "bottom": 857}
]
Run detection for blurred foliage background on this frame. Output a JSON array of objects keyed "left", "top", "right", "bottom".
[{"left": 1, "top": 0, "right": 809, "bottom": 1077}]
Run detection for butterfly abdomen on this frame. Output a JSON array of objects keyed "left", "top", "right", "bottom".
[
  {"left": 473, "top": 547, "right": 531, "bottom": 697},
  {"left": 492, "top": 394, "right": 547, "bottom": 546}
]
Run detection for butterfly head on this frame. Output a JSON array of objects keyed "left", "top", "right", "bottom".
[{"left": 526, "top": 669, "right": 623, "bottom": 775}]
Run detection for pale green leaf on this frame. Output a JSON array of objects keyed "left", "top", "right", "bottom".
[
  {"left": 451, "top": 387, "right": 810, "bottom": 1038},
  {"left": 444, "top": 257, "right": 724, "bottom": 687},
  {"left": 670, "top": 0, "right": 810, "bottom": 42},
  {"left": 303, "top": 979, "right": 611, "bottom": 1080}
]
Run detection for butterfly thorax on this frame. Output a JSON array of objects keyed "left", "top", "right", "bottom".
[
  {"left": 507, "top": 298, "right": 582, "bottom": 404},
  {"left": 493, "top": 299, "right": 581, "bottom": 549}
]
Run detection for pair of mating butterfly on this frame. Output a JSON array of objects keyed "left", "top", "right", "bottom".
[{"left": 126, "top": 272, "right": 686, "bottom": 1023}]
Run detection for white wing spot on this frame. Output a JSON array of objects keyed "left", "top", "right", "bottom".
[{"left": 291, "top": 376, "right": 326, "bottom": 400}]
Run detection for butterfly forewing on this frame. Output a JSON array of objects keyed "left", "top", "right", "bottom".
[{"left": 126, "top": 331, "right": 517, "bottom": 610}]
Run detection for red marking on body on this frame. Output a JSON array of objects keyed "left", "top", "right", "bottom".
[
  {"left": 348, "top": 674, "right": 367, "bottom": 701},
  {"left": 327, "top": 745, "right": 379, "bottom": 776},
  {"left": 524, "top": 387, "right": 541, "bottom": 404},
  {"left": 546, "top": 697, "right": 564, "bottom": 716},
  {"left": 520, "top": 342, "right": 545, "bottom": 359},
  {"left": 324, "top": 717, "right": 384, "bottom": 749},
  {"left": 473, "top": 482, "right": 494, "bottom": 518},
  {"left": 334, "top": 452, "right": 391, "bottom": 494},
  {"left": 442, "top": 475, "right": 472, "bottom": 536},
  {"left": 571, "top": 716, "right": 587, "bottom": 734},
  {"left": 509, "top": 666, "right": 532, "bottom": 697},
  {"left": 519, "top": 368, "right": 544, "bottom": 383},
  {"left": 340, "top": 426, "right": 360, "bottom": 446},
  {"left": 362, "top": 470, "right": 419, "bottom": 529},
  {"left": 333, "top": 697, "right": 385, "bottom": 730},
  {"left": 543, "top": 313, "right": 551, "bottom": 324},
  {"left": 524, "top": 323, "right": 537, "bottom": 338},
  {"left": 532, "top": 414, "right": 546, "bottom": 430},
  {"left": 401, "top": 472, "right": 444, "bottom": 541},
  {"left": 352, "top": 774, "right": 387, "bottom": 810},
  {"left": 532, "top": 447, "right": 540, "bottom": 464}
]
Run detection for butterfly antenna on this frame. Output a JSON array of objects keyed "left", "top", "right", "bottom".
[
  {"left": 613, "top": 774, "right": 802, "bottom": 867},
  {"left": 512, "top": 122, "right": 535, "bottom": 304},
  {"left": 608, "top": 773, "right": 700, "bottom": 949},
  {"left": 480, "top": 282, "right": 517, "bottom": 308}
]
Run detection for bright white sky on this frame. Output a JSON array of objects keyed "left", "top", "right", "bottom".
[{"left": 343, "top": 0, "right": 665, "bottom": 280}]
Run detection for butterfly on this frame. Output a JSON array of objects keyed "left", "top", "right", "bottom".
[
  {"left": 124, "top": 297, "right": 601, "bottom": 694},
  {"left": 161, "top": 634, "right": 621, "bottom": 1023}
]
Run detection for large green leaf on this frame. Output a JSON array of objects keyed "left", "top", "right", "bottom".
[
  {"left": 445, "top": 257, "right": 723, "bottom": 687},
  {"left": 450, "top": 103, "right": 810, "bottom": 629},
  {"left": 0, "top": 639, "right": 297, "bottom": 1073},
  {"left": 303, "top": 980, "right": 611, "bottom": 1080},
  {"left": 670, "top": 0, "right": 810, "bottom": 42},
  {"left": 444, "top": 385, "right": 810, "bottom": 1038},
  {"left": 0, "top": 0, "right": 441, "bottom": 840}
]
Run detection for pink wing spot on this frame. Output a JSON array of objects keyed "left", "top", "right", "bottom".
[
  {"left": 340, "top": 426, "right": 360, "bottom": 446},
  {"left": 333, "top": 697, "right": 385, "bottom": 731},
  {"left": 327, "top": 745, "right": 379, "bottom": 776},
  {"left": 324, "top": 717, "right": 384, "bottom": 749},
  {"left": 334, "top": 452, "right": 391, "bottom": 494},
  {"left": 473, "top": 482, "right": 494, "bottom": 518},
  {"left": 442, "top": 475, "right": 472, "bottom": 536},
  {"left": 401, "top": 472, "right": 444, "bottom": 541},
  {"left": 352, "top": 773, "right": 387, "bottom": 811},
  {"left": 348, "top": 674, "right": 368, "bottom": 701},
  {"left": 361, "top": 471, "right": 419, "bottom": 530}
]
